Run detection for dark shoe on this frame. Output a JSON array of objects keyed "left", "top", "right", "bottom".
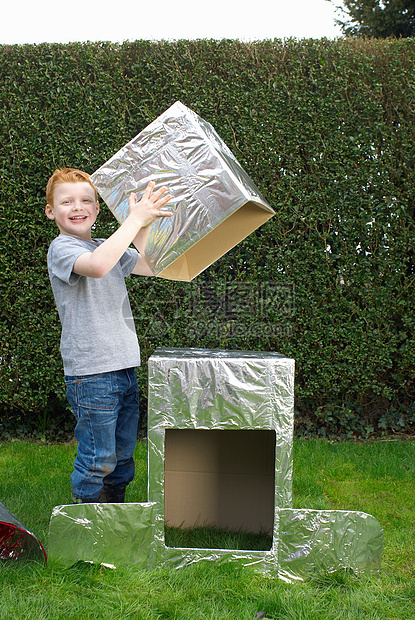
[
  {"left": 98, "top": 485, "right": 126, "bottom": 503},
  {"left": 72, "top": 495, "right": 101, "bottom": 504}
]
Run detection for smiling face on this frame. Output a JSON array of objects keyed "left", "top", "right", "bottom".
[{"left": 45, "top": 182, "right": 100, "bottom": 240}]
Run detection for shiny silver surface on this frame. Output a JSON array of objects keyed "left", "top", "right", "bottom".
[
  {"left": 48, "top": 502, "right": 156, "bottom": 568},
  {"left": 147, "top": 347, "right": 295, "bottom": 511},
  {"left": 277, "top": 508, "right": 383, "bottom": 581},
  {"left": 90, "top": 102, "right": 274, "bottom": 280},
  {"left": 48, "top": 348, "right": 383, "bottom": 580}
]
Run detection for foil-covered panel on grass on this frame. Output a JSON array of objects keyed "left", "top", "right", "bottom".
[
  {"left": 48, "top": 502, "right": 155, "bottom": 568},
  {"left": 276, "top": 508, "right": 383, "bottom": 582}
]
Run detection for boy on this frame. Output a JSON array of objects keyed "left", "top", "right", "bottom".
[{"left": 45, "top": 168, "right": 172, "bottom": 503}]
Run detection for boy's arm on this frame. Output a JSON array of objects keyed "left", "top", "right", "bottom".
[
  {"left": 73, "top": 182, "right": 172, "bottom": 278},
  {"left": 132, "top": 253, "right": 154, "bottom": 277},
  {"left": 131, "top": 224, "right": 155, "bottom": 276}
]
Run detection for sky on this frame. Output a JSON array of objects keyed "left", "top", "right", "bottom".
[{"left": 0, "top": 0, "right": 344, "bottom": 45}]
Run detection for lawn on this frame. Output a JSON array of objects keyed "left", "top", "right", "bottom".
[{"left": 0, "top": 438, "right": 414, "bottom": 619}]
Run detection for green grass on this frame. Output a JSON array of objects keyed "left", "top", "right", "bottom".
[
  {"left": 165, "top": 524, "right": 273, "bottom": 551},
  {"left": 0, "top": 438, "right": 414, "bottom": 619}
]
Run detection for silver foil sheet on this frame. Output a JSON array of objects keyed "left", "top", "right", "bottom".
[
  {"left": 276, "top": 508, "right": 383, "bottom": 581},
  {"left": 48, "top": 502, "right": 156, "bottom": 568},
  {"left": 47, "top": 504, "right": 382, "bottom": 580},
  {"left": 150, "top": 508, "right": 382, "bottom": 580},
  {"left": 48, "top": 348, "right": 383, "bottom": 581},
  {"left": 90, "top": 102, "right": 274, "bottom": 281}
]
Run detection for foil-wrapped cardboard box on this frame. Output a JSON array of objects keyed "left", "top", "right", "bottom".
[
  {"left": 147, "top": 348, "right": 295, "bottom": 539},
  {"left": 48, "top": 348, "right": 383, "bottom": 579},
  {"left": 90, "top": 102, "right": 275, "bottom": 281}
]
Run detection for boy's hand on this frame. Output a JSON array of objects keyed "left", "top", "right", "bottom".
[
  {"left": 128, "top": 181, "right": 173, "bottom": 228},
  {"left": 73, "top": 181, "right": 173, "bottom": 279}
]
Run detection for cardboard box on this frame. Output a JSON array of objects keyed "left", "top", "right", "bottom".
[
  {"left": 164, "top": 429, "right": 276, "bottom": 535},
  {"left": 147, "top": 348, "right": 295, "bottom": 544},
  {"left": 90, "top": 102, "right": 275, "bottom": 281},
  {"left": 49, "top": 347, "right": 383, "bottom": 580}
]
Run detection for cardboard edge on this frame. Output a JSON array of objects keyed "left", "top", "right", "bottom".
[{"left": 155, "top": 201, "right": 274, "bottom": 281}]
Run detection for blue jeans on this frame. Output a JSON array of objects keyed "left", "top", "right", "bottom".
[{"left": 65, "top": 368, "right": 140, "bottom": 501}]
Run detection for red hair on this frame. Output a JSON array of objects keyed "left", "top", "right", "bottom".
[{"left": 46, "top": 168, "right": 97, "bottom": 206}]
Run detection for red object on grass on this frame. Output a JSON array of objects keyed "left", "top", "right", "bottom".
[{"left": 0, "top": 502, "right": 47, "bottom": 564}]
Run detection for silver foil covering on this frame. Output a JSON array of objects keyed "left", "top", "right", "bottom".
[
  {"left": 276, "top": 508, "right": 383, "bottom": 581},
  {"left": 147, "top": 347, "right": 294, "bottom": 514},
  {"left": 146, "top": 348, "right": 382, "bottom": 578},
  {"left": 90, "top": 102, "right": 274, "bottom": 281},
  {"left": 149, "top": 508, "right": 382, "bottom": 580},
  {"left": 48, "top": 503, "right": 156, "bottom": 568},
  {"left": 48, "top": 348, "right": 383, "bottom": 581}
]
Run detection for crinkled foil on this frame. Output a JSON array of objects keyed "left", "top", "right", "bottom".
[
  {"left": 48, "top": 503, "right": 155, "bottom": 568},
  {"left": 48, "top": 348, "right": 383, "bottom": 581},
  {"left": 90, "top": 102, "right": 274, "bottom": 281},
  {"left": 147, "top": 347, "right": 295, "bottom": 511},
  {"left": 149, "top": 508, "right": 382, "bottom": 580},
  {"left": 146, "top": 348, "right": 382, "bottom": 579},
  {"left": 276, "top": 508, "right": 383, "bottom": 581}
]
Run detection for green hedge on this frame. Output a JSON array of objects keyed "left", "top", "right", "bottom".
[{"left": 0, "top": 38, "right": 414, "bottom": 439}]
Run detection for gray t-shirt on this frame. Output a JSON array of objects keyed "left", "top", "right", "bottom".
[{"left": 47, "top": 234, "right": 141, "bottom": 376}]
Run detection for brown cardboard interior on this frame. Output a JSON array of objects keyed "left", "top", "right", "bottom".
[
  {"left": 164, "top": 429, "right": 276, "bottom": 540},
  {"left": 152, "top": 201, "right": 274, "bottom": 281}
]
